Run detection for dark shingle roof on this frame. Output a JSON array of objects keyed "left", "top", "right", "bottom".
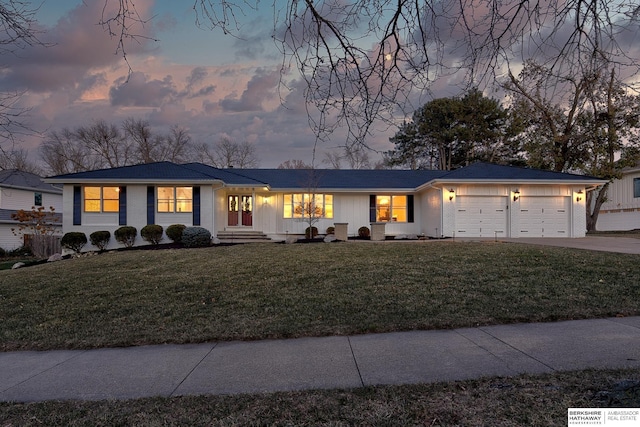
[
  {"left": 0, "top": 170, "right": 62, "bottom": 193},
  {"left": 47, "top": 161, "right": 605, "bottom": 189},
  {"left": 227, "top": 169, "right": 447, "bottom": 190},
  {"left": 436, "top": 162, "right": 603, "bottom": 182}
]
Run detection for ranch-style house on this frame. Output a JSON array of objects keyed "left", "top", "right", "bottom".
[{"left": 46, "top": 161, "right": 606, "bottom": 250}]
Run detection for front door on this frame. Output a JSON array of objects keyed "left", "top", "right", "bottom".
[{"left": 228, "top": 195, "right": 252, "bottom": 227}]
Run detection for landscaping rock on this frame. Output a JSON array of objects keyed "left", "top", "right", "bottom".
[
  {"left": 285, "top": 236, "right": 298, "bottom": 244},
  {"left": 212, "top": 237, "right": 221, "bottom": 245},
  {"left": 394, "top": 234, "right": 408, "bottom": 240},
  {"left": 47, "top": 253, "right": 63, "bottom": 262},
  {"left": 11, "top": 262, "right": 25, "bottom": 269},
  {"left": 324, "top": 234, "right": 337, "bottom": 243}
]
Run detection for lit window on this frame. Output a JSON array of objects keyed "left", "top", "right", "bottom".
[
  {"left": 84, "top": 186, "right": 119, "bottom": 212},
  {"left": 158, "top": 187, "right": 192, "bottom": 213},
  {"left": 376, "top": 195, "right": 407, "bottom": 222},
  {"left": 283, "top": 194, "right": 333, "bottom": 219}
]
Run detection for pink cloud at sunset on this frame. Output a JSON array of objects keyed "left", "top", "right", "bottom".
[{"left": 3, "top": 0, "right": 395, "bottom": 169}]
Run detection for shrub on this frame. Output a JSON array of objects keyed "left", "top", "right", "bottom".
[
  {"left": 0, "top": 247, "right": 6, "bottom": 258},
  {"left": 166, "top": 224, "right": 186, "bottom": 243},
  {"left": 182, "top": 226, "right": 212, "bottom": 248},
  {"left": 89, "top": 230, "right": 111, "bottom": 251},
  {"left": 304, "top": 226, "right": 319, "bottom": 239},
  {"left": 141, "top": 224, "right": 164, "bottom": 245},
  {"left": 358, "top": 226, "right": 371, "bottom": 238},
  {"left": 61, "top": 232, "right": 88, "bottom": 253},
  {"left": 6, "top": 246, "right": 32, "bottom": 257},
  {"left": 326, "top": 226, "right": 335, "bottom": 235},
  {"left": 114, "top": 226, "right": 137, "bottom": 248}
]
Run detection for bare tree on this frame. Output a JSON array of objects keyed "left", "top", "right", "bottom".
[
  {"left": 0, "top": 148, "right": 41, "bottom": 173},
  {"left": 323, "top": 145, "right": 372, "bottom": 169},
  {"left": 149, "top": 1, "right": 637, "bottom": 147},
  {"left": 40, "top": 128, "right": 103, "bottom": 174},
  {"left": 41, "top": 118, "right": 198, "bottom": 174},
  {"left": 124, "top": 119, "right": 193, "bottom": 164},
  {"left": 195, "top": 137, "right": 259, "bottom": 168},
  {"left": 0, "top": 0, "right": 50, "bottom": 145},
  {"left": 277, "top": 159, "right": 312, "bottom": 169}
]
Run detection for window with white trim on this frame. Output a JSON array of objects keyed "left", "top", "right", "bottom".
[
  {"left": 283, "top": 194, "right": 333, "bottom": 218},
  {"left": 157, "top": 187, "right": 193, "bottom": 213},
  {"left": 84, "top": 186, "right": 119, "bottom": 212},
  {"left": 376, "top": 195, "right": 407, "bottom": 222}
]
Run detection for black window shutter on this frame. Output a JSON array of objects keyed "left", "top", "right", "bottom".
[
  {"left": 408, "top": 195, "right": 414, "bottom": 223},
  {"left": 369, "top": 195, "right": 376, "bottom": 222},
  {"left": 147, "top": 186, "right": 155, "bottom": 225},
  {"left": 73, "top": 186, "right": 82, "bottom": 225},
  {"left": 118, "top": 186, "right": 127, "bottom": 225},
  {"left": 192, "top": 186, "right": 201, "bottom": 226}
]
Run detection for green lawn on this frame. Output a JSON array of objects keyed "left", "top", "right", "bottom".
[
  {"left": 1, "top": 241, "right": 639, "bottom": 351},
  {"left": 2, "top": 241, "right": 639, "bottom": 425}
]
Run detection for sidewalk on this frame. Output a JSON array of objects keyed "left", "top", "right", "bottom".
[{"left": 1, "top": 316, "right": 639, "bottom": 403}]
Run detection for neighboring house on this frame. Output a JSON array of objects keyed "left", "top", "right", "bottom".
[
  {"left": 595, "top": 165, "right": 640, "bottom": 231},
  {"left": 46, "top": 161, "right": 606, "bottom": 250},
  {"left": 0, "top": 170, "right": 63, "bottom": 250}
]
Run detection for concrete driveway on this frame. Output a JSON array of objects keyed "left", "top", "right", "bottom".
[{"left": 502, "top": 236, "right": 640, "bottom": 254}]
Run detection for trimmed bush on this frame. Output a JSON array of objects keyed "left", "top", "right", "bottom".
[
  {"left": 326, "top": 226, "right": 335, "bottom": 235},
  {"left": 61, "top": 232, "right": 88, "bottom": 253},
  {"left": 166, "top": 224, "right": 186, "bottom": 243},
  {"left": 141, "top": 224, "right": 164, "bottom": 245},
  {"left": 182, "top": 226, "right": 212, "bottom": 248},
  {"left": 358, "top": 226, "right": 371, "bottom": 238},
  {"left": 305, "top": 226, "right": 319, "bottom": 239},
  {"left": 89, "top": 230, "right": 111, "bottom": 251},
  {"left": 114, "top": 226, "right": 137, "bottom": 248}
]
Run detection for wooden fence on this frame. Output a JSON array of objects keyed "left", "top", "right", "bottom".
[{"left": 24, "top": 234, "right": 62, "bottom": 258}]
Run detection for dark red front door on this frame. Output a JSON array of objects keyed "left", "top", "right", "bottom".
[{"left": 228, "top": 195, "right": 252, "bottom": 226}]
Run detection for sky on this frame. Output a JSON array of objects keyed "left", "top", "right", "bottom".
[
  {"left": 5, "top": 0, "right": 403, "bottom": 169},
  {"left": 5, "top": 1, "right": 638, "bottom": 171}
]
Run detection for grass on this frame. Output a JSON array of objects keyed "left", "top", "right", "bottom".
[
  {"left": 2, "top": 241, "right": 639, "bottom": 425},
  {"left": 1, "top": 368, "right": 639, "bottom": 426},
  {"left": 1, "top": 241, "right": 639, "bottom": 351}
]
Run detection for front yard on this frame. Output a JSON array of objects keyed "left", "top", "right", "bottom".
[
  {"left": 1, "top": 241, "right": 639, "bottom": 351},
  {"left": 2, "top": 241, "right": 639, "bottom": 425}
]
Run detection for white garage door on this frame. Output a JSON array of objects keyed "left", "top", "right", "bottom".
[
  {"left": 455, "top": 196, "right": 508, "bottom": 238},
  {"left": 518, "top": 196, "right": 570, "bottom": 237}
]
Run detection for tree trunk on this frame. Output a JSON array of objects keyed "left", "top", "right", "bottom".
[{"left": 586, "top": 182, "right": 609, "bottom": 232}]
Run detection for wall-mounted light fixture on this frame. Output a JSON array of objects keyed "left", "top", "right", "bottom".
[
  {"left": 448, "top": 189, "right": 455, "bottom": 201},
  {"left": 576, "top": 190, "right": 583, "bottom": 202},
  {"left": 513, "top": 190, "right": 520, "bottom": 202}
]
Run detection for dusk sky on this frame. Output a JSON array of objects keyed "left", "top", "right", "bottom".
[
  {"left": 6, "top": 1, "right": 638, "bottom": 171},
  {"left": 4, "top": 0, "right": 424, "bottom": 169}
]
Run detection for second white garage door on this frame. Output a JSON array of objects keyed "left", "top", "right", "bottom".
[
  {"left": 518, "top": 196, "right": 570, "bottom": 237},
  {"left": 455, "top": 196, "right": 508, "bottom": 238}
]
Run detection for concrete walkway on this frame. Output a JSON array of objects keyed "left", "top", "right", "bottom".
[
  {"left": 2, "top": 317, "right": 639, "bottom": 403},
  {"left": 503, "top": 236, "right": 640, "bottom": 254}
]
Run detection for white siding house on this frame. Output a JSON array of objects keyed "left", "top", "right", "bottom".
[
  {"left": 0, "top": 170, "right": 63, "bottom": 251},
  {"left": 46, "top": 162, "right": 606, "bottom": 251},
  {"left": 596, "top": 166, "right": 640, "bottom": 231}
]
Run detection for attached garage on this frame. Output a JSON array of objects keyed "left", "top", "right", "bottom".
[
  {"left": 517, "top": 196, "right": 570, "bottom": 237},
  {"left": 455, "top": 196, "right": 508, "bottom": 238}
]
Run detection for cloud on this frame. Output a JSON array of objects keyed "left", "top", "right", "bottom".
[
  {"left": 110, "top": 72, "right": 177, "bottom": 107},
  {"left": 219, "top": 67, "right": 280, "bottom": 112},
  {"left": 0, "top": 0, "right": 157, "bottom": 93}
]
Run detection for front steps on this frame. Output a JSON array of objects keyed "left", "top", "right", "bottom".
[{"left": 216, "top": 230, "right": 273, "bottom": 243}]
